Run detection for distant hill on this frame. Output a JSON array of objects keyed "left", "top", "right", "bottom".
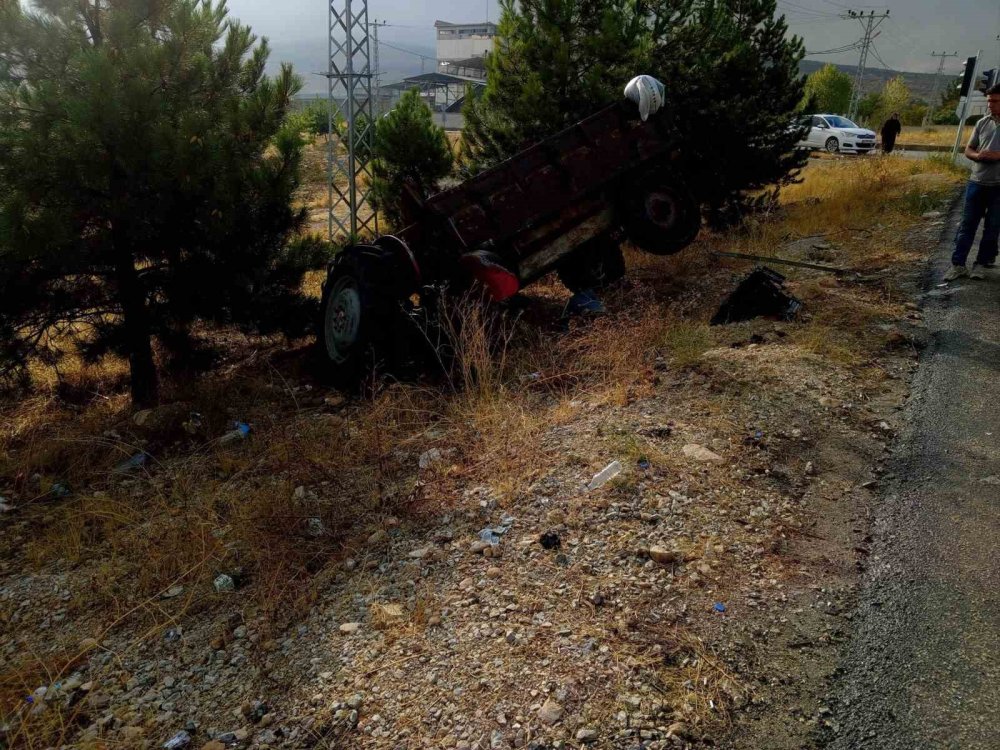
[{"left": 800, "top": 60, "right": 946, "bottom": 103}]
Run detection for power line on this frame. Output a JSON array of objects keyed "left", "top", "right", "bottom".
[
  {"left": 922, "top": 51, "right": 959, "bottom": 126},
  {"left": 868, "top": 42, "right": 891, "bottom": 71},
  {"left": 842, "top": 8, "right": 891, "bottom": 120},
  {"left": 806, "top": 42, "right": 863, "bottom": 55}
]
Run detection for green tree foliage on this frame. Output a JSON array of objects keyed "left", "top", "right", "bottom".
[
  {"left": 462, "top": 0, "right": 649, "bottom": 172},
  {"left": 647, "top": 0, "right": 809, "bottom": 224},
  {"left": 371, "top": 89, "right": 454, "bottom": 229},
  {"left": 856, "top": 92, "right": 881, "bottom": 125},
  {"left": 286, "top": 98, "right": 344, "bottom": 137},
  {"left": 802, "top": 64, "right": 853, "bottom": 114},
  {"left": 461, "top": 0, "right": 808, "bottom": 225},
  {"left": 0, "top": 0, "right": 325, "bottom": 405},
  {"left": 872, "top": 76, "right": 911, "bottom": 129}
]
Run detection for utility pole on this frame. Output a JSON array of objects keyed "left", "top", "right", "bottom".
[
  {"left": 923, "top": 51, "right": 959, "bottom": 126},
  {"left": 327, "top": 0, "right": 378, "bottom": 240},
  {"left": 842, "top": 9, "right": 891, "bottom": 122},
  {"left": 370, "top": 19, "right": 387, "bottom": 117}
]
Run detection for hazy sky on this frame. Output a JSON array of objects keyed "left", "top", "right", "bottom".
[{"left": 223, "top": 0, "right": 1000, "bottom": 84}]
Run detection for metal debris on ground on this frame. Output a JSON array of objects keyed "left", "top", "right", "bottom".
[
  {"left": 213, "top": 574, "right": 235, "bottom": 593},
  {"left": 711, "top": 267, "right": 803, "bottom": 326}
]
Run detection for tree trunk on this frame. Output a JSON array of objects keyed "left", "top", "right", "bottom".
[{"left": 114, "top": 246, "right": 158, "bottom": 408}]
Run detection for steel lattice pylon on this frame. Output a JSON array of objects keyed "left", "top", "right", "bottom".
[{"left": 327, "top": 0, "right": 378, "bottom": 240}]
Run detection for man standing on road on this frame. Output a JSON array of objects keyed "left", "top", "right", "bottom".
[
  {"left": 880, "top": 112, "right": 902, "bottom": 154},
  {"left": 945, "top": 85, "right": 1000, "bottom": 281}
]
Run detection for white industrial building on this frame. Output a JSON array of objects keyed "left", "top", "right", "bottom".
[{"left": 435, "top": 20, "right": 497, "bottom": 65}]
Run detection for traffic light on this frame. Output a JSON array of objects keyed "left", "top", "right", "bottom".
[
  {"left": 959, "top": 55, "right": 978, "bottom": 96},
  {"left": 979, "top": 68, "right": 998, "bottom": 92}
]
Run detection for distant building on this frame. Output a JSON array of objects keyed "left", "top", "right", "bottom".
[
  {"left": 440, "top": 56, "right": 487, "bottom": 82},
  {"left": 435, "top": 20, "right": 496, "bottom": 65},
  {"left": 378, "top": 21, "right": 496, "bottom": 131}
]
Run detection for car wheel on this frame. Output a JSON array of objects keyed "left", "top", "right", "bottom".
[{"left": 825, "top": 137, "right": 840, "bottom": 154}]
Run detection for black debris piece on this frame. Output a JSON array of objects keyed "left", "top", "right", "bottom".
[
  {"left": 539, "top": 531, "right": 562, "bottom": 550},
  {"left": 711, "top": 266, "right": 802, "bottom": 326}
]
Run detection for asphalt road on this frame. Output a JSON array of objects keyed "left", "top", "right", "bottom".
[{"left": 830, "top": 194, "right": 1000, "bottom": 748}]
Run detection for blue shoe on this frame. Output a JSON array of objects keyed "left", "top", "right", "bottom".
[{"left": 566, "top": 290, "right": 606, "bottom": 316}]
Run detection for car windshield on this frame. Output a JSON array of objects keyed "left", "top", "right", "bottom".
[{"left": 824, "top": 116, "right": 859, "bottom": 129}]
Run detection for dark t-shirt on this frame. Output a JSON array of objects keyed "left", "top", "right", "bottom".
[{"left": 881, "top": 119, "right": 901, "bottom": 139}]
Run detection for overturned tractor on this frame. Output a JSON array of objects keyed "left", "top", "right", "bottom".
[{"left": 319, "top": 76, "right": 702, "bottom": 383}]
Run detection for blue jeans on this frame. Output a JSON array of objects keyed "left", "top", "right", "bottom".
[{"left": 952, "top": 181, "right": 1000, "bottom": 266}]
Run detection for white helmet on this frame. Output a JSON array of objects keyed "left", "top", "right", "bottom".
[{"left": 624, "top": 75, "right": 666, "bottom": 121}]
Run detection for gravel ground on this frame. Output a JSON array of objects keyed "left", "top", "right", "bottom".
[{"left": 1, "top": 206, "right": 957, "bottom": 750}]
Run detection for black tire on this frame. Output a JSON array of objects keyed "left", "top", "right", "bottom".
[
  {"left": 622, "top": 181, "right": 701, "bottom": 256},
  {"left": 556, "top": 233, "right": 626, "bottom": 293},
  {"left": 317, "top": 247, "right": 412, "bottom": 388},
  {"left": 825, "top": 136, "right": 840, "bottom": 154}
]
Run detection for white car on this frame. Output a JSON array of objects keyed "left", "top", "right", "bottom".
[{"left": 796, "top": 114, "right": 877, "bottom": 155}]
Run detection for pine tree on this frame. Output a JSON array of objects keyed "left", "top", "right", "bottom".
[
  {"left": 646, "top": 0, "right": 809, "bottom": 224},
  {"left": 370, "top": 89, "right": 454, "bottom": 229},
  {"left": 803, "top": 64, "right": 853, "bottom": 114},
  {"left": 0, "top": 0, "right": 323, "bottom": 405},
  {"left": 462, "top": 0, "right": 808, "bottom": 225},
  {"left": 462, "top": 0, "right": 649, "bottom": 172}
]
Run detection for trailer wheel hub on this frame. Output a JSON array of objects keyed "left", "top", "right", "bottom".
[
  {"left": 645, "top": 191, "right": 680, "bottom": 230},
  {"left": 324, "top": 278, "right": 361, "bottom": 364}
]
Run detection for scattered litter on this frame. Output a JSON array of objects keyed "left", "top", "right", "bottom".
[
  {"left": 418, "top": 448, "right": 443, "bottom": 469},
  {"left": 539, "top": 531, "right": 562, "bottom": 550},
  {"left": 219, "top": 422, "right": 252, "bottom": 446},
  {"left": 49, "top": 483, "right": 71, "bottom": 498},
  {"left": 565, "top": 290, "right": 606, "bottom": 317},
  {"left": 520, "top": 371, "right": 542, "bottom": 384},
  {"left": 637, "top": 457, "right": 651, "bottom": 471},
  {"left": 478, "top": 514, "right": 515, "bottom": 545},
  {"left": 587, "top": 461, "right": 623, "bottom": 491},
  {"left": 161, "top": 585, "right": 185, "bottom": 599},
  {"left": 711, "top": 267, "right": 802, "bottom": 326},
  {"left": 164, "top": 629, "right": 181, "bottom": 643},
  {"left": 213, "top": 574, "right": 235, "bottom": 593},
  {"left": 713, "top": 602, "right": 727, "bottom": 613},
  {"left": 113, "top": 452, "right": 149, "bottom": 475},
  {"left": 163, "top": 730, "right": 191, "bottom": 749},
  {"left": 624, "top": 74, "right": 666, "bottom": 121},
  {"left": 981, "top": 476, "right": 1000, "bottom": 486}
]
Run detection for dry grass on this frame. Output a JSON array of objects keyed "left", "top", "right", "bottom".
[
  {"left": 0, "top": 151, "right": 964, "bottom": 746},
  {"left": 899, "top": 124, "right": 972, "bottom": 147}
]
